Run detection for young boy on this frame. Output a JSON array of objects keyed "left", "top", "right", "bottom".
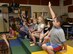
[{"left": 42, "top": 2, "right": 67, "bottom": 54}]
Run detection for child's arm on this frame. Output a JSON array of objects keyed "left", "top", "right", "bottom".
[
  {"left": 35, "top": 29, "right": 43, "bottom": 33},
  {"left": 46, "top": 29, "right": 52, "bottom": 37},
  {"left": 63, "top": 42, "right": 67, "bottom": 51},
  {"left": 57, "top": 30, "right": 67, "bottom": 51},
  {"left": 30, "top": 29, "right": 36, "bottom": 32},
  {"left": 36, "top": 24, "right": 45, "bottom": 33},
  {"left": 43, "top": 31, "right": 49, "bottom": 37},
  {"left": 1, "top": 34, "right": 9, "bottom": 48},
  {"left": 48, "top": 2, "right": 57, "bottom": 19}
]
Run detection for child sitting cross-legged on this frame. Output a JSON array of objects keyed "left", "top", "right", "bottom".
[
  {"left": 42, "top": 2, "right": 67, "bottom": 54},
  {"left": 36, "top": 19, "right": 53, "bottom": 46}
]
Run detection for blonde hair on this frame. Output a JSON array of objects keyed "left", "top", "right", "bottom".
[{"left": 37, "top": 16, "right": 45, "bottom": 24}]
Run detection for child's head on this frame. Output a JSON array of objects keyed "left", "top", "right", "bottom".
[
  {"left": 53, "top": 17, "right": 63, "bottom": 27},
  {"left": 33, "top": 18, "right": 37, "bottom": 24},
  {"left": 15, "top": 21, "right": 18, "bottom": 25},
  {"left": 47, "top": 21, "right": 53, "bottom": 28},
  {"left": 37, "top": 16, "right": 45, "bottom": 24},
  {"left": 45, "top": 20, "right": 53, "bottom": 29},
  {"left": 23, "top": 19, "right": 27, "bottom": 25},
  {"left": 28, "top": 18, "right": 33, "bottom": 23}
]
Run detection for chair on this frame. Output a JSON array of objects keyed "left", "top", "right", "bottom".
[{"left": 68, "top": 26, "right": 73, "bottom": 39}]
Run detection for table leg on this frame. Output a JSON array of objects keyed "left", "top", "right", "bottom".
[{"left": 67, "top": 28, "right": 68, "bottom": 39}]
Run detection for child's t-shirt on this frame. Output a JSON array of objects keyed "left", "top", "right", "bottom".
[
  {"left": 29, "top": 24, "right": 38, "bottom": 31},
  {"left": 37, "top": 23, "right": 45, "bottom": 33},
  {"left": 33, "top": 24, "right": 38, "bottom": 31},
  {"left": 50, "top": 27, "right": 66, "bottom": 46},
  {"left": 20, "top": 25, "right": 29, "bottom": 34}
]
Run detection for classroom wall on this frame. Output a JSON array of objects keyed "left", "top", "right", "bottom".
[
  {"left": 20, "top": 4, "right": 62, "bottom": 18},
  {"left": 0, "top": 3, "right": 9, "bottom": 6},
  {"left": 61, "top": 0, "right": 73, "bottom": 18},
  {"left": 66, "top": 5, "right": 73, "bottom": 18},
  {"left": 62, "top": 0, "right": 73, "bottom": 18},
  {"left": 0, "top": 3, "right": 71, "bottom": 18}
]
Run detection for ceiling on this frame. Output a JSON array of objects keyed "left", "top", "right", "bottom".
[
  {"left": 0, "top": 0, "right": 72, "bottom": 6},
  {"left": 0, "top": 0, "right": 59, "bottom": 6}
]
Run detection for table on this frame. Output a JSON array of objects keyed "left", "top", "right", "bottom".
[{"left": 63, "top": 25, "right": 72, "bottom": 39}]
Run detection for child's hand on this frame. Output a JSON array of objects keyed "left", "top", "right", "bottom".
[
  {"left": 60, "top": 49, "right": 67, "bottom": 53},
  {"left": 1, "top": 34, "right": 10, "bottom": 48},
  {"left": 48, "top": 2, "right": 51, "bottom": 7},
  {"left": 1, "top": 34, "right": 6, "bottom": 39}
]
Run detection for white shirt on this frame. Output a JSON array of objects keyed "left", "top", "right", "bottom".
[{"left": 37, "top": 23, "right": 45, "bottom": 33}]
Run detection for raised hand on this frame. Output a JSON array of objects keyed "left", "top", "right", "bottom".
[
  {"left": 48, "top": 2, "right": 51, "bottom": 7},
  {"left": 1, "top": 34, "right": 9, "bottom": 48},
  {"left": 1, "top": 34, "right": 6, "bottom": 39},
  {"left": 48, "top": 1, "right": 56, "bottom": 19}
]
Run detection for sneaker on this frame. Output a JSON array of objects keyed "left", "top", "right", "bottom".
[
  {"left": 30, "top": 43, "right": 35, "bottom": 46},
  {"left": 36, "top": 42, "right": 42, "bottom": 47}
]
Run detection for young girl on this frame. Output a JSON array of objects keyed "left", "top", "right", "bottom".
[
  {"left": 31, "top": 16, "right": 45, "bottom": 45},
  {"left": 9, "top": 27, "right": 16, "bottom": 38},
  {"left": 42, "top": 20, "right": 53, "bottom": 44},
  {"left": 44, "top": 19, "right": 53, "bottom": 33},
  {"left": 9, "top": 21, "right": 17, "bottom": 38}
]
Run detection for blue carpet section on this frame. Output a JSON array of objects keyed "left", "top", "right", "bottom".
[
  {"left": 0, "top": 40, "right": 4, "bottom": 42},
  {"left": 9, "top": 39, "right": 21, "bottom": 47}
]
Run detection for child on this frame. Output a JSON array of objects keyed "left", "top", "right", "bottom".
[
  {"left": 19, "top": 19, "right": 29, "bottom": 39},
  {"left": 42, "top": 20, "right": 53, "bottom": 44},
  {"left": 9, "top": 27, "right": 16, "bottom": 38},
  {"left": 28, "top": 18, "right": 33, "bottom": 27},
  {"left": 0, "top": 34, "right": 9, "bottom": 48},
  {"left": 42, "top": 2, "right": 67, "bottom": 54},
  {"left": 36, "top": 20, "right": 53, "bottom": 46},
  {"left": 29, "top": 18, "right": 38, "bottom": 45},
  {"left": 9, "top": 21, "right": 17, "bottom": 38},
  {"left": 29, "top": 18, "right": 38, "bottom": 33},
  {"left": 31, "top": 16, "right": 45, "bottom": 45}
]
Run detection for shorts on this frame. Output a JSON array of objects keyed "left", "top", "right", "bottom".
[{"left": 46, "top": 42, "right": 62, "bottom": 52}]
